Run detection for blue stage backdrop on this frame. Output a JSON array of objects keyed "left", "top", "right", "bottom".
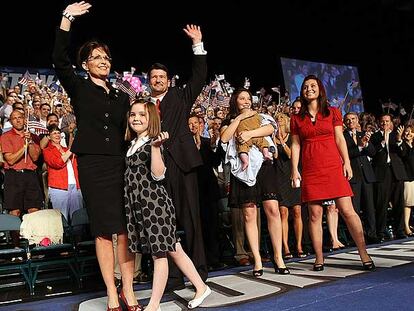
[{"left": 280, "top": 58, "right": 364, "bottom": 114}]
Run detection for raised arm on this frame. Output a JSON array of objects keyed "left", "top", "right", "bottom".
[
  {"left": 181, "top": 25, "right": 207, "bottom": 113},
  {"left": 52, "top": 2, "right": 92, "bottom": 96}
]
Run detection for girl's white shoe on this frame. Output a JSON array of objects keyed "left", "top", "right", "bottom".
[{"left": 187, "top": 285, "right": 212, "bottom": 309}]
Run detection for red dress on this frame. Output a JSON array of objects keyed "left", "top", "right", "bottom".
[{"left": 290, "top": 107, "right": 353, "bottom": 203}]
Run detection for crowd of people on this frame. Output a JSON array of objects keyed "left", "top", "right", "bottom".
[{"left": 0, "top": 1, "right": 413, "bottom": 310}]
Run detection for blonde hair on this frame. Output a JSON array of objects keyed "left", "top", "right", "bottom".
[
  {"left": 125, "top": 99, "right": 161, "bottom": 141},
  {"left": 275, "top": 112, "right": 291, "bottom": 133}
]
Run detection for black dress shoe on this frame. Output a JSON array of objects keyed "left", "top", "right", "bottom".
[
  {"left": 165, "top": 282, "right": 186, "bottom": 293},
  {"left": 313, "top": 263, "right": 324, "bottom": 271},
  {"left": 366, "top": 236, "right": 380, "bottom": 244},
  {"left": 208, "top": 262, "right": 228, "bottom": 271},
  {"left": 377, "top": 236, "right": 385, "bottom": 243},
  {"left": 133, "top": 273, "right": 150, "bottom": 284},
  {"left": 395, "top": 233, "right": 407, "bottom": 239},
  {"left": 362, "top": 260, "right": 376, "bottom": 271}
]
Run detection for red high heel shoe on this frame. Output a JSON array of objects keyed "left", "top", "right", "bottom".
[
  {"left": 119, "top": 290, "right": 142, "bottom": 311},
  {"left": 107, "top": 306, "right": 122, "bottom": 311}
]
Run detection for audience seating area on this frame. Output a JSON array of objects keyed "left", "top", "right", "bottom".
[{"left": 0, "top": 209, "right": 98, "bottom": 295}]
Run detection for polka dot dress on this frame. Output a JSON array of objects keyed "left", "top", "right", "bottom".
[{"left": 124, "top": 142, "right": 177, "bottom": 256}]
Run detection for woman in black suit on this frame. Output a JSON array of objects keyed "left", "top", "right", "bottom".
[
  {"left": 53, "top": 2, "right": 137, "bottom": 310},
  {"left": 400, "top": 124, "right": 414, "bottom": 237}
]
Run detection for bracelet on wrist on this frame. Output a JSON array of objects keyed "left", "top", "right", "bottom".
[{"left": 62, "top": 11, "right": 75, "bottom": 22}]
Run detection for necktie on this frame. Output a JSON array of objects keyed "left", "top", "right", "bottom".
[
  {"left": 352, "top": 131, "right": 358, "bottom": 145},
  {"left": 155, "top": 99, "right": 161, "bottom": 118},
  {"left": 385, "top": 132, "right": 390, "bottom": 163}
]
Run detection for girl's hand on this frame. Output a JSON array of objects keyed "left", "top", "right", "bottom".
[
  {"left": 343, "top": 161, "right": 353, "bottom": 180},
  {"left": 151, "top": 132, "right": 169, "bottom": 148}
]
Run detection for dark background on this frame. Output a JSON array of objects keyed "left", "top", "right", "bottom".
[{"left": 2, "top": 0, "right": 413, "bottom": 115}]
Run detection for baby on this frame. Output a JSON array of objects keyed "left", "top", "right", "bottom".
[{"left": 237, "top": 112, "right": 272, "bottom": 171}]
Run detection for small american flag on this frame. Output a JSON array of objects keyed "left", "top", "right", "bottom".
[
  {"left": 18, "top": 70, "right": 33, "bottom": 86},
  {"left": 27, "top": 120, "right": 48, "bottom": 135},
  {"left": 114, "top": 77, "right": 136, "bottom": 102},
  {"left": 271, "top": 86, "right": 280, "bottom": 94}
]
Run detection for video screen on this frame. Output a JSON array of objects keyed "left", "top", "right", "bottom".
[{"left": 280, "top": 57, "right": 364, "bottom": 114}]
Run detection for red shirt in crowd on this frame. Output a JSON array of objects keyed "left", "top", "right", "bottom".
[
  {"left": 0, "top": 128, "right": 40, "bottom": 170},
  {"left": 43, "top": 143, "right": 80, "bottom": 190}
]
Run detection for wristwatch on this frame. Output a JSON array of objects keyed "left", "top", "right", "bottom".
[{"left": 62, "top": 11, "right": 75, "bottom": 22}]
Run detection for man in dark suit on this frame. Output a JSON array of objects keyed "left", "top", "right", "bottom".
[
  {"left": 148, "top": 24, "right": 207, "bottom": 290},
  {"left": 344, "top": 112, "right": 378, "bottom": 243},
  {"left": 370, "top": 114, "right": 407, "bottom": 241},
  {"left": 188, "top": 115, "right": 226, "bottom": 270}
]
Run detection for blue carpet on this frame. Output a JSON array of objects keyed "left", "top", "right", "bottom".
[{"left": 213, "top": 262, "right": 414, "bottom": 311}]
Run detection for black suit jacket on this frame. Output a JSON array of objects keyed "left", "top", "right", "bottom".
[
  {"left": 370, "top": 130, "right": 407, "bottom": 181},
  {"left": 160, "top": 55, "right": 206, "bottom": 172},
  {"left": 52, "top": 29, "right": 129, "bottom": 156},
  {"left": 344, "top": 130, "right": 376, "bottom": 183},
  {"left": 197, "top": 137, "right": 224, "bottom": 202},
  {"left": 400, "top": 141, "right": 414, "bottom": 181}
]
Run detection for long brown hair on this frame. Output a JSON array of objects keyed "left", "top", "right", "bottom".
[
  {"left": 226, "top": 88, "right": 253, "bottom": 121},
  {"left": 298, "top": 75, "right": 330, "bottom": 118},
  {"left": 125, "top": 99, "right": 160, "bottom": 141}
]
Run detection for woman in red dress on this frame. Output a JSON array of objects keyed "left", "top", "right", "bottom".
[{"left": 290, "top": 75, "right": 374, "bottom": 271}]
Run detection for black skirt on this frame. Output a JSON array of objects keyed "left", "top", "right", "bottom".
[
  {"left": 77, "top": 154, "right": 126, "bottom": 236},
  {"left": 274, "top": 160, "right": 301, "bottom": 207},
  {"left": 229, "top": 161, "right": 280, "bottom": 208}
]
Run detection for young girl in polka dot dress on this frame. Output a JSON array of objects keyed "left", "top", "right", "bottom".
[{"left": 124, "top": 99, "right": 211, "bottom": 311}]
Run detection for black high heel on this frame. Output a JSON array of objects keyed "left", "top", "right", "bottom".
[
  {"left": 275, "top": 265, "right": 290, "bottom": 275},
  {"left": 313, "top": 263, "right": 324, "bottom": 271},
  {"left": 271, "top": 258, "right": 290, "bottom": 274},
  {"left": 362, "top": 260, "right": 376, "bottom": 271},
  {"left": 252, "top": 269, "right": 263, "bottom": 277}
]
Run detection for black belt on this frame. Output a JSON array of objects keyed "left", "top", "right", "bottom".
[{"left": 8, "top": 169, "right": 35, "bottom": 173}]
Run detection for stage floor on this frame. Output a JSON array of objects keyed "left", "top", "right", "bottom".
[{"left": 0, "top": 238, "right": 413, "bottom": 310}]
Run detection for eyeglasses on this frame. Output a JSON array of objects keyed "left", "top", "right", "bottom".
[{"left": 87, "top": 55, "right": 112, "bottom": 63}]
